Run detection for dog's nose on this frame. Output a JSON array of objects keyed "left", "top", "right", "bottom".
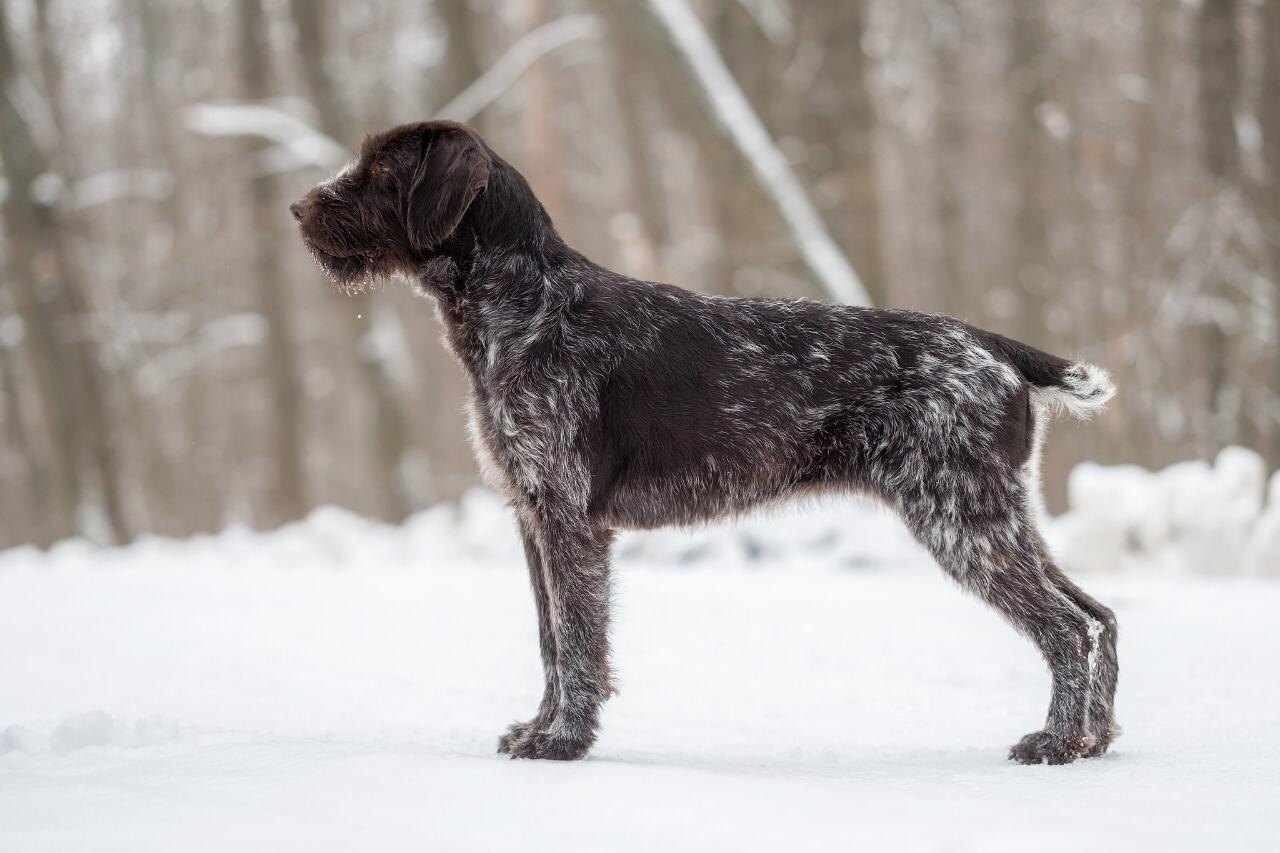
[{"left": 289, "top": 198, "right": 310, "bottom": 222}]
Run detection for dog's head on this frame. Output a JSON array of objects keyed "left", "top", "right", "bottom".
[{"left": 290, "top": 121, "right": 493, "bottom": 286}]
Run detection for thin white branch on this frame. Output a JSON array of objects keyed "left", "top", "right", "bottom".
[
  {"left": 135, "top": 314, "right": 267, "bottom": 397},
  {"left": 181, "top": 16, "right": 600, "bottom": 176},
  {"left": 735, "top": 0, "right": 794, "bottom": 44},
  {"left": 434, "top": 14, "right": 603, "bottom": 122},
  {"left": 69, "top": 169, "right": 175, "bottom": 210},
  {"left": 0, "top": 315, "right": 23, "bottom": 350},
  {"left": 183, "top": 102, "right": 350, "bottom": 171},
  {"left": 647, "top": 0, "right": 871, "bottom": 306}
]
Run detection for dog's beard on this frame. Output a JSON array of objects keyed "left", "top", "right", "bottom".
[{"left": 302, "top": 239, "right": 377, "bottom": 295}]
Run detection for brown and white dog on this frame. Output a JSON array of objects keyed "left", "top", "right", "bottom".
[{"left": 291, "top": 120, "right": 1119, "bottom": 765}]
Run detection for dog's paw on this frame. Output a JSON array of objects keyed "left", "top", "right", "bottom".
[
  {"left": 1008, "top": 730, "right": 1099, "bottom": 765},
  {"left": 496, "top": 718, "right": 542, "bottom": 755},
  {"left": 500, "top": 725, "right": 593, "bottom": 761},
  {"left": 1079, "top": 722, "right": 1121, "bottom": 759}
]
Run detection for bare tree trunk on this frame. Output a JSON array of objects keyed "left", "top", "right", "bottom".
[
  {"left": 1007, "top": 2, "right": 1054, "bottom": 343},
  {"left": 289, "top": 0, "right": 415, "bottom": 521},
  {"left": 643, "top": 0, "right": 871, "bottom": 305},
  {"left": 42, "top": 0, "right": 132, "bottom": 545},
  {"left": 1259, "top": 0, "right": 1280, "bottom": 464},
  {"left": 1198, "top": 0, "right": 1241, "bottom": 182},
  {"left": 437, "top": 0, "right": 487, "bottom": 134},
  {"left": 128, "top": 0, "right": 213, "bottom": 533},
  {"left": 0, "top": 2, "right": 78, "bottom": 537},
  {"left": 1110, "top": 0, "right": 1171, "bottom": 470},
  {"left": 603, "top": 17, "right": 667, "bottom": 279},
  {"left": 288, "top": 0, "right": 345, "bottom": 140},
  {"left": 239, "top": 0, "right": 308, "bottom": 524},
  {"left": 0, "top": 335, "right": 53, "bottom": 546},
  {"left": 794, "top": 0, "right": 885, "bottom": 305},
  {"left": 930, "top": 0, "right": 968, "bottom": 316},
  {"left": 592, "top": 0, "right": 743, "bottom": 294},
  {"left": 1196, "top": 0, "right": 1241, "bottom": 454},
  {"left": 518, "top": 0, "right": 565, "bottom": 224},
  {"left": 707, "top": 0, "right": 784, "bottom": 297},
  {"left": 1, "top": 0, "right": 132, "bottom": 543}
]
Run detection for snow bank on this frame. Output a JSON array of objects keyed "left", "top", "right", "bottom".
[
  {"left": 3, "top": 448, "right": 1278, "bottom": 577},
  {"left": 1, "top": 712, "right": 188, "bottom": 756},
  {"left": 1049, "top": 446, "right": 1280, "bottom": 576},
  {"left": 0, "top": 491, "right": 929, "bottom": 576}
]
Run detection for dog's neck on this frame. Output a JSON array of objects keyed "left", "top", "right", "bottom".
[
  {"left": 413, "top": 158, "right": 593, "bottom": 381},
  {"left": 415, "top": 154, "right": 566, "bottom": 299}
]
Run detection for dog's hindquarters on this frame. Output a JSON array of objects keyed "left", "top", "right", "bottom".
[
  {"left": 890, "top": 440, "right": 1119, "bottom": 763},
  {"left": 879, "top": 326, "right": 1120, "bottom": 762}
]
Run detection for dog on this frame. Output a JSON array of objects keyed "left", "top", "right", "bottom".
[{"left": 291, "top": 120, "right": 1120, "bottom": 765}]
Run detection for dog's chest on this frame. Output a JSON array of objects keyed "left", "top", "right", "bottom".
[
  {"left": 452, "top": 294, "right": 603, "bottom": 502},
  {"left": 465, "top": 371, "right": 586, "bottom": 501}
]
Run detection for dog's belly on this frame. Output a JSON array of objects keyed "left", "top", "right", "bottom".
[
  {"left": 597, "top": 474, "right": 784, "bottom": 530},
  {"left": 592, "top": 433, "right": 812, "bottom": 530},
  {"left": 590, "top": 390, "right": 880, "bottom": 530}
]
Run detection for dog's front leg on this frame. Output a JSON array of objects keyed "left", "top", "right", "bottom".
[
  {"left": 501, "top": 509, "right": 614, "bottom": 760},
  {"left": 497, "top": 514, "right": 561, "bottom": 754}
]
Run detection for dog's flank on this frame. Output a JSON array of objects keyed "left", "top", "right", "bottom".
[{"left": 291, "top": 120, "right": 1121, "bottom": 766}]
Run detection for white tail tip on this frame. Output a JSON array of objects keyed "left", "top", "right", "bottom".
[{"left": 1033, "top": 362, "right": 1116, "bottom": 420}]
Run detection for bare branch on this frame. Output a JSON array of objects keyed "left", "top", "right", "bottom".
[
  {"left": 646, "top": 0, "right": 871, "bottom": 305},
  {"left": 434, "top": 14, "right": 603, "bottom": 123},
  {"left": 183, "top": 101, "right": 350, "bottom": 171}
]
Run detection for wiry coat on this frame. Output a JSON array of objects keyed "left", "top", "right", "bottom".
[{"left": 292, "top": 120, "right": 1120, "bottom": 765}]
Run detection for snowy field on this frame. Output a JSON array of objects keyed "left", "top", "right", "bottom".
[{"left": 3, "top": 485, "right": 1280, "bottom": 851}]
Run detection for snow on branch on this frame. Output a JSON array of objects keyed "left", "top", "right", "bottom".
[
  {"left": 183, "top": 102, "right": 350, "bottom": 171},
  {"left": 735, "top": 0, "right": 793, "bottom": 44},
  {"left": 182, "top": 15, "right": 600, "bottom": 175},
  {"left": 136, "top": 314, "right": 268, "bottom": 397},
  {"left": 69, "top": 169, "right": 175, "bottom": 210},
  {"left": 434, "top": 14, "right": 603, "bottom": 123},
  {"left": 647, "top": 0, "right": 871, "bottom": 306}
]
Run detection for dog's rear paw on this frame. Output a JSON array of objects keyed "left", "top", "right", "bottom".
[
  {"left": 1077, "top": 723, "right": 1121, "bottom": 759},
  {"left": 499, "top": 725, "right": 593, "bottom": 761},
  {"left": 1008, "top": 730, "right": 1099, "bottom": 765},
  {"left": 496, "top": 719, "right": 538, "bottom": 755}
]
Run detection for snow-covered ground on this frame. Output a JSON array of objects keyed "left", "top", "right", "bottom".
[{"left": 3, "top": 484, "right": 1279, "bottom": 851}]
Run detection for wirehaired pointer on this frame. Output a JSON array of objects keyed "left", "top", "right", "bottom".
[{"left": 291, "top": 121, "right": 1120, "bottom": 765}]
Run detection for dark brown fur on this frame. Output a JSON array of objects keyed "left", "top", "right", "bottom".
[{"left": 292, "top": 121, "right": 1120, "bottom": 765}]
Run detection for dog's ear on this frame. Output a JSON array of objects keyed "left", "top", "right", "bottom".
[{"left": 405, "top": 129, "right": 491, "bottom": 251}]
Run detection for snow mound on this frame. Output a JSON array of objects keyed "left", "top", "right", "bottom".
[
  {"left": 1, "top": 712, "right": 188, "bottom": 755},
  {"left": 3, "top": 448, "right": 1278, "bottom": 577},
  {"left": 0, "top": 489, "right": 928, "bottom": 575},
  {"left": 1049, "top": 446, "right": 1277, "bottom": 576}
]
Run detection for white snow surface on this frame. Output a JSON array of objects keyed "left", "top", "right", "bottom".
[{"left": 3, "top": 489, "right": 1279, "bottom": 850}]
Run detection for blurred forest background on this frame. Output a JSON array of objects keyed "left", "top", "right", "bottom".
[{"left": 0, "top": 0, "right": 1277, "bottom": 549}]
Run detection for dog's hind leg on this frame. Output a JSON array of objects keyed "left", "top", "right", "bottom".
[
  {"left": 501, "top": 508, "right": 615, "bottom": 760},
  {"left": 1044, "top": 563, "right": 1120, "bottom": 754},
  {"left": 497, "top": 514, "right": 562, "bottom": 755},
  {"left": 896, "top": 469, "right": 1111, "bottom": 764}
]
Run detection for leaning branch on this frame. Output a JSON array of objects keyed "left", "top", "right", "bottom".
[
  {"left": 434, "top": 14, "right": 602, "bottom": 123},
  {"left": 184, "top": 101, "right": 350, "bottom": 171},
  {"left": 646, "top": 0, "right": 871, "bottom": 306},
  {"left": 183, "top": 13, "right": 602, "bottom": 173}
]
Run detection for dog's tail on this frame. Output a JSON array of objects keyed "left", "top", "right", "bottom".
[{"left": 979, "top": 330, "right": 1116, "bottom": 420}]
